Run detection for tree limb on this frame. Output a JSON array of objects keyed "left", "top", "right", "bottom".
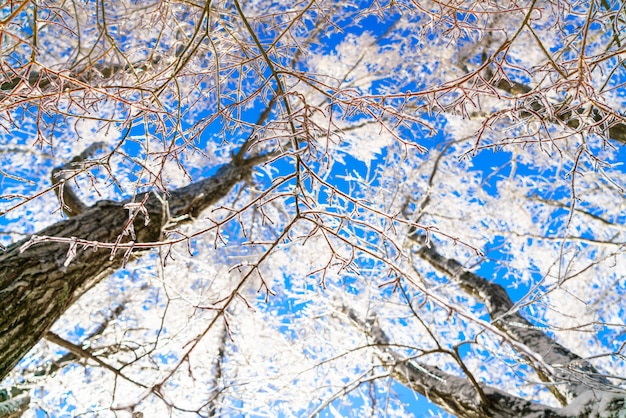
[
  {"left": 411, "top": 234, "right": 612, "bottom": 404},
  {"left": 343, "top": 307, "right": 568, "bottom": 418},
  {"left": 485, "top": 68, "right": 626, "bottom": 145},
  {"left": 50, "top": 142, "right": 106, "bottom": 217},
  {"left": 0, "top": 152, "right": 271, "bottom": 380},
  {"left": 0, "top": 394, "right": 30, "bottom": 418}
]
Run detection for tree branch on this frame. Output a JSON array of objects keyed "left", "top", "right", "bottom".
[
  {"left": 411, "top": 234, "right": 612, "bottom": 404},
  {"left": 44, "top": 331, "right": 147, "bottom": 388},
  {"left": 0, "top": 152, "right": 271, "bottom": 380},
  {"left": 50, "top": 142, "right": 106, "bottom": 217},
  {"left": 342, "top": 307, "right": 567, "bottom": 418},
  {"left": 0, "top": 394, "right": 30, "bottom": 418},
  {"left": 485, "top": 67, "right": 626, "bottom": 145}
]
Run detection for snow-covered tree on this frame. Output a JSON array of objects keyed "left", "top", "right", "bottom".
[{"left": 0, "top": 0, "right": 624, "bottom": 416}]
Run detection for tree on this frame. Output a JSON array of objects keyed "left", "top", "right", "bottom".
[{"left": 0, "top": 0, "right": 624, "bottom": 416}]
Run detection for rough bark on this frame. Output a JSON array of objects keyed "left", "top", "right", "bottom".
[
  {"left": 0, "top": 394, "right": 30, "bottom": 418},
  {"left": 0, "top": 155, "right": 266, "bottom": 380}
]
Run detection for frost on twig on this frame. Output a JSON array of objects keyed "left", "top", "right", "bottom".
[
  {"left": 50, "top": 142, "right": 107, "bottom": 218},
  {"left": 0, "top": 153, "right": 269, "bottom": 380}
]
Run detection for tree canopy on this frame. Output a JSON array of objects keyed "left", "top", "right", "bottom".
[{"left": 0, "top": 0, "right": 625, "bottom": 417}]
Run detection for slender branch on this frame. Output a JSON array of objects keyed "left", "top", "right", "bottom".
[
  {"left": 38, "top": 303, "right": 126, "bottom": 377},
  {"left": 206, "top": 324, "right": 228, "bottom": 416},
  {"left": 50, "top": 142, "right": 106, "bottom": 217},
  {"left": 45, "top": 331, "right": 147, "bottom": 388}
]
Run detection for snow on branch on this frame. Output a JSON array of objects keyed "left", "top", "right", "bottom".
[
  {"left": 342, "top": 306, "right": 567, "bottom": 418},
  {"left": 411, "top": 233, "right": 613, "bottom": 405}
]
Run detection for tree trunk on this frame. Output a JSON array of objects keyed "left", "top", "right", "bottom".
[{"left": 0, "top": 155, "right": 265, "bottom": 380}]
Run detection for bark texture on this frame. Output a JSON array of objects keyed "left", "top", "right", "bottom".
[
  {"left": 0, "top": 394, "right": 29, "bottom": 418},
  {"left": 354, "top": 312, "right": 565, "bottom": 418},
  {"left": 0, "top": 155, "right": 265, "bottom": 380}
]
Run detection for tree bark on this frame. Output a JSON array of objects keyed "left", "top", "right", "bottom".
[
  {"left": 0, "top": 394, "right": 30, "bottom": 418},
  {"left": 0, "top": 155, "right": 266, "bottom": 380},
  {"left": 348, "top": 310, "right": 565, "bottom": 418}
]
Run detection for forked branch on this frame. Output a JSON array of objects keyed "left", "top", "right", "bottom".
[
  {"left": 0, "top": 151, "right": 272, "bottom": 380},
  {"left": 50, "top": 142, "right": 106, "bottom": 218}
]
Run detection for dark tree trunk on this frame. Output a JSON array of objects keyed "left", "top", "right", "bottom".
[{"left": 0, "top": 156, "right": 265, "bottom": 380}]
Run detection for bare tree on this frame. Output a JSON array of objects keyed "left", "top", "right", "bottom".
[{"left": 0, "top": 0, "right": 624, "bottom": 416}]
